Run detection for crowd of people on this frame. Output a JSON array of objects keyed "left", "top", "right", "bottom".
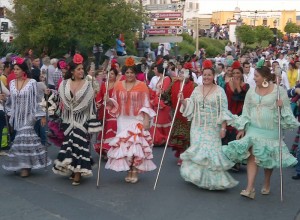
[{"left": 0, "top": 38, "right": 299, "bottom": 200}]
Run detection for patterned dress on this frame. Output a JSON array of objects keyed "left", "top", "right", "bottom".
[
  {"left": 2, "top": 79, "right": 51, "bottom": 171},
  {"left": 223, "top": 85, "right": 298, "bottom": 168},
  {"left": 53, "top": 79, "right": 97, "bottom": 177},
  {"left": 167, "top": 80, "right": 197, "bottom": 158},
  {"left": 105, "top": 81, "right": 156, "bottom": 172},
  {"left": 180, "top": 85, "right": 238, "bottom": 190}
]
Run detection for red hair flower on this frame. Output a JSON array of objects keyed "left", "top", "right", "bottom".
[
  {"left": 232, "top": 61, "right": 241, "bottom": 70},
  {"left": 14, "top": 57, "right": 25, "bottom": 65},
  {"left": 73, "top": 53, "right": 83, "bottom": 64},
  {"left": 202, "top": 60, "right": 213, "bottom": 69},
  {"left": 125, "top": 57, "right": 135, "bottom": 67},
  {"left": 58, "top": 60, "right": 67, "bottom": 69},
  {"left": 183, "top": 62, "right": 193, "bottom": 70}
]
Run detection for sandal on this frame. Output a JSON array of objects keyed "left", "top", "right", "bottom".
[
  {"left": 20, "top": 169, "right": 30, "bottom": 178},
  {"left": 130, "top": 170, "right": 139, "bottom": 184},
  {"left": 72, "top": 173, "right": 81, "bottom": 186},
  {"left": 125, "top": 171, "right": 132, "bottom": 183},
  {"left": 240, "top": 189, "right": 255, "bottom": 199}
]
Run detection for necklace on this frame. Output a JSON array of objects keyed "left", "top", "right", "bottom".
[
  {"left": 16, "top": 79, "right": 26, "bottom": 94},
  {"left": 202, "top": 85, "right": 214, "bottom": 108}
]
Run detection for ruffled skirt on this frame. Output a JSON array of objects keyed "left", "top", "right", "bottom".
[
  {"left": 223, "top": 135, "right": 297, "bottom": 169},
  {"left": 53, "top": 125, "right": 93, "bottom": 177},
  {"left": 2, "top": 126, "right": 51, "bottom": 171},
  {"left": 105, "top": 116, "right": 156, "bottom": 172},
  {"left": 180, "top": 125, "right": 238, "bottom": 190}
]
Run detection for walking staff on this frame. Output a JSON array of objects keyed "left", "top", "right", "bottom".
[
  {"left": 44, "top": 69, "right": 49, "bottom": 169},
  {"left": 96, "top": 58, "right": 111, "bottom": 188},
  {"left": 275, "top": 66, "right": 283, "bottom": 202},
  {"left": 152, "top": 61, "right": 168, "bottom": 141},
  {"left": 154, "top": 69, "right": 189, "bottom": 190}
]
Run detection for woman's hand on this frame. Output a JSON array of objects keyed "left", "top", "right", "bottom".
[
  {"left": 41, "top": 117, "right": 47, "bottom": 127},
  {"left": 143, "top": 119, "right": 150, "bottom": 131},
  {"left": 220, "top": 129, "right": 226, "bottom": 138},
  {"left": 96, "top": 101, "right": 102, "bottom": 109},
  {"left": 236, "top": 130, "right": 245, "bottom": 140},
  {"left": 276, "top": 99, "right": 283, "bottom": 107}
]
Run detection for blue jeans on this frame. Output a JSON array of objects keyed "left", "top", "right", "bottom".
[{"left": 34, "top": 119, "right": 46, "bottom": 146}]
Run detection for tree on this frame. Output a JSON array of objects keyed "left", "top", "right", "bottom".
[
  {"left": 254, "top": 25, "right": 274, "bottom": 46},
  {"left": 7, "top": 0, "right": 145, "bottom": 56},
  {"left": 235, "top": 25, "right": 256, "bottom": 46},
  {"left": 284, "top": 22, "right": 300, "bottom": 34}
]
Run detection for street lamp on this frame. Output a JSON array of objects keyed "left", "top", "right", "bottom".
[
  {"left": 254, "top": 10, "right": 258, "bottom": 27},
  {"left": 237, "top": 17, "right": 243, "bottom": 26}
]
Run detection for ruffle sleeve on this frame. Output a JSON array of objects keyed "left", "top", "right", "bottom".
[
  {"left": 136, "top": 107, "right": 156, "bottom": 121},
  {"left": 179, "top": 91, "right": 196, "bottom": 121},
  {"left": 217, "top": 87, "right": 238, "bottom": 124}
]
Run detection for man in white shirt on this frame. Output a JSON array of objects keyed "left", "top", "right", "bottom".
[
  {"left": 272, "top": 60, "right": 290, "bottom": 90},
  {"left": 276, "top": 53, "right": 289, "bottom": 70},
  {"left": 242, "top": 62, "right": 256, "bottom": 88},
  {"left": 148, "top": 66, "right": 160, "bottom": 91}
]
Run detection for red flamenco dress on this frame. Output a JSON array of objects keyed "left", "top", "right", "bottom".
[
  {"left": 94, "top": 83, "right": 117, "bottom": 156},
  {"left": 221, "top": 82, "right": 249, "bottom": 145},
  {"left": 168, "top": 80, "right": 196, "bottom": 160},
  {"left": 149, "top": 76, "right": 172, "bottom": 146}
]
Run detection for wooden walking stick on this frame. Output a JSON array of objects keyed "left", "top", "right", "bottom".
[
  {"left": 275, "top": 66, "right": 283, "bottom": 202},
  {"left": 154, "top": 69, "right": 189, "bottom": 190},
  {"left": 96, "top": 58, "right": 111, "bottom": 188},
  {"left": 152, "top": 61, "right": 168, "bottom": 142},
  {"left": 0, "top": 82, "right": 10, "bottom": 148}
]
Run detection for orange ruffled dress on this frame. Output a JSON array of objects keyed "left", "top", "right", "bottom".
[{"left": 105, "top": 81, "right": 157, "bottom": 172}]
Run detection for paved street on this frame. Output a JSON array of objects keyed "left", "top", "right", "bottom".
[{"left": 0, "top": 130, "right": 300, "bottom": 220}]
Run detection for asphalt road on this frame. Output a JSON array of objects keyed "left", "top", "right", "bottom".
[{"left": 0, "top": 130, "right": 300, "bottom": 220}]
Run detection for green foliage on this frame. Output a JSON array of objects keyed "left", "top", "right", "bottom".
[
  {"left": 284, "top": 22, "right": 300, "bottom": 34},
  {"left": 0, "top": 41, "right": 18, "bottom": 57},
  {"left": 8, "top": 0, "right": 144, "bottom": 57},
  {"left": 254, "top": 26, "right": 274, "bottom": 46},
  {"left": 276, "top": 29, "right": 284, "bottom": 39},
  {"left": 235, "top": 25, "right": 256, "bottom": 46}
]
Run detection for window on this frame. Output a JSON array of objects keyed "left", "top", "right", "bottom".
[
  {"left": 195, "top": 3, "right": 199, "bottom": 10},
  {"left": 189, "top": 2, "right": 193, "bottom": 9},
  {"left": 263, "top": 18, "right": 267, "bottom": 26},
  {"left": 288, "top": 18, "right": 292, "bottom": 23},
  {"left": 0, "top": 22, "right": 8, "bottom": 32},
  {"left": 250, "top": 19, "right": 255, "bottom": 26}
]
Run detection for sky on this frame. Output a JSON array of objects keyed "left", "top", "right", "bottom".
[{"left": 198, "top": 0, "right": 300, "bottom": 13}]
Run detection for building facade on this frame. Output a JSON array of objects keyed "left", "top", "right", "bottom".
[{"left": 211, "top": 9, "right": 297, "bottom": 31}]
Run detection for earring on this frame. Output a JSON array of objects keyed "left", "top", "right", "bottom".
[
  {"left": 71, "top": 75, "right": 75, "bottom": 80},
  {"left": 22, "top": 73, "right": 27, "bottom": 80},
  {"left": 262, "top": 79, "right": 269, "bottom": 88}
]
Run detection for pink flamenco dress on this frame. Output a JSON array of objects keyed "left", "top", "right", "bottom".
[
  {"left": 149, "top": 76, "right": 172, "bottom": 146},
  {"left": 105, "top": 81, "right": 157, "bottom": 172},
  {"left": 94, "top": 83, "right": 117, "bottom": 156}
]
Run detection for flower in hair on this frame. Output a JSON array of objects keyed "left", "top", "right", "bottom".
[
  {"left": 232, "top": 61, "right": 241, "bottom": 70},
  {"left": 256, "top": 59, "right": 265, "bottom": 68},
  {"left": 202, "top": 60, "right": 213, "bottom": 69},
  {"left": 73, "top": 53, "right": 83, "bottom": 64},
  {"left": 183, "top": 62, "right": 193, "bottom": 70},
  {"left": 125, "top": 57, "right": 135, "bottom": 67},
  {"left": 58, "top": 60, "right": 67, "bottom": 69},
  {"left": 13, "top": 57, "right": 25, "bottom": 65}
]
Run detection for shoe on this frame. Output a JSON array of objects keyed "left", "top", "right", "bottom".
[
  {"left": 292, "top": 174, "right": 300, "bottom": 180},
  {"left": 72, "top": 181, "right": 80, "bottom": 186},
  {"left": 177, "top": 159, "right": 182, "bottom": 166},
  {"left": 231, "top": 164, "right": 240, "bottom": 172},
  {"left": 240, "top": 189, "right": 255, "bottom": 199},
  {"left": 130, "top": 170, "right": 139, "bottom": 184},
  {"left": 20, "top": 169, "right": 30, "bottom": 178},
  {"left": 125, "top": 171, "right": 132, "bottom": 183},
  {"left": 261, "top": 188, "right": 270, "bottom": 195},
  {"left": 0, "top": 151, "right": 8, "bottom": 156}
]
